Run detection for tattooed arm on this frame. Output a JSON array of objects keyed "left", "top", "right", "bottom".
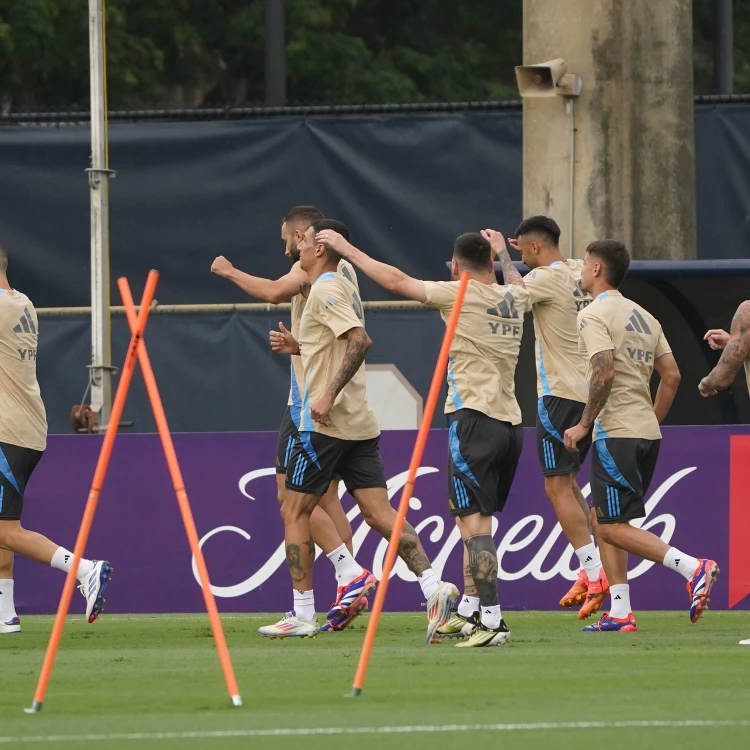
[
  {"left": 211, "top": 257, "right": 309, "bottom": 304},
  {"left": 564, "top": 350, "right": 614, "bottom": 451},
  {"left": 700, "top": 301, "right": 750, "bottom": 396},
  {"left": 309, "top": 327, "right": 372, "bottom": 425},
  {"left": 481, "top": 229, "right": 525, "bottom": 288}
]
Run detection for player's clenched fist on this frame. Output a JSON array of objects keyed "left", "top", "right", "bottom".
[{"left": 211, "top": 256, "right": 234, "bottom": 277}]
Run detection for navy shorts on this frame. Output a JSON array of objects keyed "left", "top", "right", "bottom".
[
  {"left": 536, "top": 396, "right": 592, "bottom": 476},
  {"left": 0, "top": 441, "right": 44, "bottom": 521}
]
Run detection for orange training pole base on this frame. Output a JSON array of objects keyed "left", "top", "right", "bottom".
[
  {"left": 350, "top": 272, "right": 470, "bottom": 697},
  {"left": 119, "top": 278, "right": 242, "bottom": 708},
  {"left": 25, "top": 271, "right": 160, "bottom": 715}
]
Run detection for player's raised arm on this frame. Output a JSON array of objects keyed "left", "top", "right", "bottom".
[
  {"left": 699, "top": 300, "right": 750, "bottom": 396},
  {"left": 481, "top": 229, "right": 525, "bottom": 288},
  {"left": 211, "top": 256, "right": 309, "bottom": 305},
  {"left": 653, "top": 351, "right": 681, "bottom": 423},
  {"left": 316, "top": 230, "right": 428, "bottom": 303}
]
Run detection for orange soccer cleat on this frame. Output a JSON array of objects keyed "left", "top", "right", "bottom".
[
  {"left": 560, "top": 569, "right": 589, "bottom": 608},
  {"left": 577, "top": 569, "right": 610, "bottom": 620}
]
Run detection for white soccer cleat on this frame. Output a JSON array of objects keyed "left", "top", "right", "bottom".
[
  {"left": 740, "top": 637, "right": 750, "bottom": 646},
  {"left": 258, "top": 611, "right": 320, "bottom": 639},
  {"left": 0, "top": 616, "right": 21, "bottom": 634},
  {"left": 455, "top": 620, "right": 512, "bottom": 648},
  {"left": 426, "top": 581, "right": 459, "bottom": 644},
  {"left": 79, "top": 560, "right": 114, "bottom": 624}
]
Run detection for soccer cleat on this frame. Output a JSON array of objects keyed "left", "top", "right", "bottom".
[
  {"left": 455, "top": 619, "right": 511, "bottom": 648},
  {"left": 326, "top": 569, "right": 377, "bottom": 625},
  {"left": 321, "top": 598, "right": 369, "bottom": 632},
  {"left": 435, "top": 608, "right": 480, "bottom": 638},
  {"left": 258, "top": 611, "right": 320, "bottom": 639},
  {"left": 560, "top": 570, "right": 589, "bottom": 608},
  {"left": 577, "top": 569, "right": 610, "bottom": 620},
  {"left": 426, "top": 582, "right": 460, "bottom": 644},
  {"left": 79, "top": 560, "right": 113, "bottom": 624},
  {"left": 739, "top": 638, "right": 750, "bottom": 646},
  {"left": 582, "top": 612, "right": 637, "bottom": 632},
  {"left": 0, "top": 617, "right": 21, "bottom": 634},
  {"left": 687, "top": 559, "right": 720, "bottom": 623}
]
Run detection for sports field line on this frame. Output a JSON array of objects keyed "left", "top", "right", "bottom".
[{"left": 2, "top": 720, "right": 749, "bottom": 743}]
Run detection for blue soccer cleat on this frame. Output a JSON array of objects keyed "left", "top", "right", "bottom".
[
  {"left": 326, "top": 569, "right": 377, "bottom": 625},
  {"left": 582, "top": 612, "right": 638, "bottom": 632}
]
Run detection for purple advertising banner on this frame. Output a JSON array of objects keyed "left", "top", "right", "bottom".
[{"left": 14, "top": 427, "right": 750, "bottom": 615}]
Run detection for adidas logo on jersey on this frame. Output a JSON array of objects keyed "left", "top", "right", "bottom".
[
  {"left": 625, "top": 308, "right": 652, "bottom": 334},
  {"left": 13, "top": 308, "right": 36, "bottom": 335}
]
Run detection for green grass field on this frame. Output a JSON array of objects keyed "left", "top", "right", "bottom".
[{"left": 1, "top": 612, "right": 749, "bottom": 749}]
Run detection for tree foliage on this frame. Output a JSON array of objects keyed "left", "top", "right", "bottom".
[{"left": 0, "top": 0, "right": 746, "bottom": 113}]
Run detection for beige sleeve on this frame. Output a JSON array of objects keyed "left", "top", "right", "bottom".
[
  {"left": 422, "top": 280, "right": 458, "bottom": 311},
  {"left": 655, "top": 329, "right": 672, "bottom": 358},
  {"left": 317, "top": 281, "right": 364, "bottom": 338},
  {"left": 578, "top": 313, "right": 614, "bottom": 357},
  {"left": 524, "top": 269, "right": 556, "bottom": 304}
]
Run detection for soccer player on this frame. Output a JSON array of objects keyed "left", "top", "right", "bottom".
[
  {"left": 317, "top": 226, "right": 529, "bottom": 647},
  {"left": 260, "top": 219, "right": 459, "bottom": 642},
  {"left": 0, "top": 243, "right": 111, "bottom": 634},
  {"left": 211, "top": 206, "right": 369, "bottom": 631},
  {"left": 563, "top": 239, "right": 717, "bottom": 632},
  {"left": 496, "top": 216, "right": 608, "bottom": 619},
  {"left": 700, "top": 303, "right": 750, "bottom": 646}
]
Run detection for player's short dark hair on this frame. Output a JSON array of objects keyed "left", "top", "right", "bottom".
[
  {"left": 514, "top": 215, "right": 561, "bottom": 246},
  {"left": 313, "top": 219, "right": 350, "bottom": 264},
  {"left": 0, "top": 243, "right": 7, "bottom": 272},
  {"left": 453, "top": 232, "right": 491, "bottom": 271},
  {"left": 281, "top": 205, "right": 324, "bottom": 229},
  {"left": 586, "top": 239, "right": 630, "bottom": 288}
]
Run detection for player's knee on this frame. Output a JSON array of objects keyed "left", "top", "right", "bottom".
[
  {"left": 597, "top": 523, "right": 621, "bottom": 546},
  {"left": 0, "top": 522, "right": 18, "bottom": 548},
  {"left": 544, "top": 474, "right": 571, "bottom": 500},
  {"left": 359, "top": 504, "right": 392, "bottom": 535},
  {"left": 279, "top": 497, "right": 311, "bottom": 526}
]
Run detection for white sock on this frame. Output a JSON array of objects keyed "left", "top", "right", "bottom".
[
  {"left": 50, "top": 547, "right": 95, "bottom": 582},
  {"left": 575, "top": 542, "right": 602, "bottom": 581},
  {"left": 609, "top": 584, "right": 631, "bottom": 619},
  {"left": 457, "top": 594, "right": 480, "bottom": 618},
  {"left": 662, "top": 547, "right": 700, "bottom": 581},
  {"left": 326, "top": 544, "right": 363, "bottom": 586},
  {"left": 481, "top": 604, "right": 502, "bottom": 630},
  {"left": 417, "top": 568, "right": 440, "bottom": 600},
  {"left": 293, "top": 589, "right": 315, "bottom": 621},
  {"left": 0, "top": 579, "right": 16, "bottom": 620}
]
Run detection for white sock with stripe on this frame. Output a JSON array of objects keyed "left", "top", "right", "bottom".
[
  {"left": 293, "top": 589, "right": 316, "bottom": 621},
  {"left": 609, "top": 584, "right": 631, "bottom": 619},
  {"left": 575, "top": 543, "right": 602, "bottom": 581},
  {"left": 481, "top": 604, "right": 502, "bottom": 630},
  {"left": 417, "top": 569, "right": 440, "bottom": 600},
  {"left": 326, "top": 544, "right": 363, "bottom": 586},
  {"left": 50, "top": 547, "right": 95, "bottom": 583},
  {"left": 662, "top": 547, "right": 700, "bottom": 581},
  {"left": 0, "top": 579, "right": 16, "bottom": 621},
  {"left": 457, "top": 595, "right": 480, "bottom": 618}
]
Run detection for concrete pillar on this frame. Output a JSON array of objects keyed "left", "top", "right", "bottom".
[{"left": 522, "top": 0, "right": 696, "bottom": 260}]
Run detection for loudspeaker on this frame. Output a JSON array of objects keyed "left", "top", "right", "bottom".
[{"left": 515, "top": 59, "right": 582, "bottom": 98}]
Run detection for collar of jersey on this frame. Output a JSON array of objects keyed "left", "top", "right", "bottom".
[
  {"left": 595, "top": 289, "right": 621, "bottom": 301},
  {"left": 313, "top": 271, "right": 336, "bottom": 285}
]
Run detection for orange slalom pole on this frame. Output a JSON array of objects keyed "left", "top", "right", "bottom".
[
  {"left": 351, "top": 272, "right": 470, "bottom": 697},
  {"left": 119, "top": 278, "right": 242, "bottom": 708},
  {"left": 25, "top": 270, "right": 159, "bottom": 714}
]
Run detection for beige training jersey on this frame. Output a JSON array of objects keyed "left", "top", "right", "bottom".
[
  {"left": 0, "top": 290, "right": 47, "bottom": 451},
  {"left": 577, "top": 290, "right": 671, "bottom": 441},
  {"left": 288, "top": 259, "right": 358, "bottom": 408},
  {"left": 423, "top": 279, "right": 531, "bottom": 425},
  {"left": 296, "top": 271, "right": 379, "bottom": 441},
  {"left": 525, "top": 259, "right": 591, "bottom": 403}
]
